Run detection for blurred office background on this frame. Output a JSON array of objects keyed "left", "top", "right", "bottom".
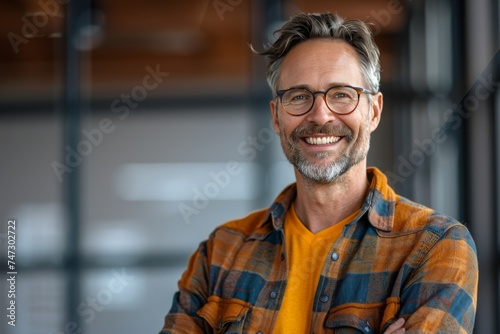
[{"left": 0, "top": 0, "right": 498, "bottom": 333}]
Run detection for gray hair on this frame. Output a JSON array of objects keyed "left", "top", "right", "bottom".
[{"left": 256, "top": 12, "right": 381, "bottom": 93}]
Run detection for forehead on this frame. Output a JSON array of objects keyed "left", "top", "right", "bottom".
[{"left": 279, "top": 39, "right": 364, "bottom": 89}]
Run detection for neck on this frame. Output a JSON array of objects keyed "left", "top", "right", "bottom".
[{"left": 293, "top": 163, "right": 370, "bottom": 234}]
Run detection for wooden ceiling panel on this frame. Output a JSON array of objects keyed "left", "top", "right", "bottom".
[
  {"left": 0, "top": 1, "right": 406, "bottom": 101},
  {"left": 289, "top": 0, "right": 408, "bottom": 34},
  {"left": 89, "top": 0, "right": 253, "bottom": 94}
]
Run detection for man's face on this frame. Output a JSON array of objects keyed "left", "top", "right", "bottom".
[{"left": 270, "top": 39, "right": 383, "bottom": 183}]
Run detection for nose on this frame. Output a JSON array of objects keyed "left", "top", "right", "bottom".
[{"left": 306, "top": 93, "right": 336, "bottom": 125}]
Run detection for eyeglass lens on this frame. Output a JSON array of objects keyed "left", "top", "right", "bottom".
[{"left": 281, "top": 86, "right": 360, "bottom": 115}]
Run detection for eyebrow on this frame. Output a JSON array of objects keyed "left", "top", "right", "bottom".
[{"left": 279, "top": 82, "right": 354, "bottom": 91}]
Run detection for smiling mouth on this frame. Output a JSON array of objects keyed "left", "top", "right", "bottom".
[{"left": 304, "top": 136, "right": 341, "bottom": 145}]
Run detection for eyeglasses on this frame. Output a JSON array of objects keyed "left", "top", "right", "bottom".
[{"left": 276, "top": 85, "right": 376, "bottom": 116}]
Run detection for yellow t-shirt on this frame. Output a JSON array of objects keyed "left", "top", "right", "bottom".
[{"left": 274, "top": 203, "right": 360, "bottom": 333}]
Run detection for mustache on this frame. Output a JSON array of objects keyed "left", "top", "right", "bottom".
[{"left": 291, "top": 123, "right": 353, "bottom": 141}]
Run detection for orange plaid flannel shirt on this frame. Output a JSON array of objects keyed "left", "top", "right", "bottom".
[{"left": 161, "top": 168, "right": 478, "bottom": 333}]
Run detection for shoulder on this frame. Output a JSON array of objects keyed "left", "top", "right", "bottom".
[
  {"left": 198, "top": 184, "right": 295, "bottom": 262},
  {"left": 390, "top": 196, "right": 476, "bottom": 252},
  {"left": 210, "top": 184, "right": 296, "bottom": 240},
  {"left": 394, "top": 196, "right": 466, "bottom": 233},
  {"left": 219, "top": 208, "right": 271, "bottom": 236},
  {"left": 367, "top": 168, "right": 473, "bottom": 241},
  {"left": 205, "top": 207, "right": 273, "bottom": 248}
]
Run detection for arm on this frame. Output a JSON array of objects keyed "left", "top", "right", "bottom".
[
  {"left": 160, "top": 240, "right": 212, "bottom": 334},
  {"left": 400, "top": 225, "right": 478, "bottom": 333}
]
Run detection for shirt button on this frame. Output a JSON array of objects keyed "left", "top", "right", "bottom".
[
  {"left": 270, "top": 291, "right": 278, "bottom": 299},
  {"left": 319, "top": 294, "right": 329, "bottom": 303},
  {"left": 331, "top": 252, "right": 339, "bottom": 261}
]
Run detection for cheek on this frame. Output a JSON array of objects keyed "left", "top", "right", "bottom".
[
  {"left": 339, "top": 116, "right": 361, "bottom": 135},
  {"left": 277, "top": 116, "right": 301, "bottom": 136},
  {"left": 358, "top": 118, "right": 373, "bottom": 141},
  {"left": 352, "top": 111, "right": 372, "bottom": 133}
]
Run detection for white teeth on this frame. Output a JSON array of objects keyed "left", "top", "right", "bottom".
[{"left": 305, "top": 136, "right": 340, "bottom": 145}]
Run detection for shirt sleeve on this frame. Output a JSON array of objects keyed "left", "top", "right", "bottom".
[
  {"left": 160, "top": 238, "right": 213, "bottom": 334},
  {"left": 400, "top": 224, "right": 478, "bottom": 333}
]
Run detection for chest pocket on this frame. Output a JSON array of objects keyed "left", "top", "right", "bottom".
[
  {"left": 325, "top": 311, "right": 374, "bottom": 334},
  {"left": 325, "top": 298, "right": 400, "bottom": 334},
  {"left": 197, "top": 295, "right": 251, "bottom": 334}
]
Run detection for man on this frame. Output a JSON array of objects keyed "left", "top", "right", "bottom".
[{"left": 160, "top": 12, "right": 478, "bottom": 333}]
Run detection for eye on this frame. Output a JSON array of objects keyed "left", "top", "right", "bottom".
[
  {"left": 290, "top": 93, "right": 310, "bottom": 101},
  {"left": 284, "top": 89, "right": 312, "bottom": 103},
  {"left": 332, "top": 92, "right": 349, "bottom": 99},
  {"left": 327, "top": 87, "right": 357, "bottom": 101}
]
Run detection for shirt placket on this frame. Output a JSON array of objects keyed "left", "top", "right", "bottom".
[{"left": 311, "top": 222, "right": 357, "bottom": 333}]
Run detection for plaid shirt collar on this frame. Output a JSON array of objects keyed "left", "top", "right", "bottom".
[{"left": 252, "top": 167, "right": 396, "bottom": 240}]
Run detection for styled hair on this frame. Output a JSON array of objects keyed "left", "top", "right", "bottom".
[{"left": 256, "top": 12, "right": 381, "bottom": 93}]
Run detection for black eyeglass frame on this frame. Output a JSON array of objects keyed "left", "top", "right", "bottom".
[{"left": 276, "top": 85, "right": 377, "bottom": 116}]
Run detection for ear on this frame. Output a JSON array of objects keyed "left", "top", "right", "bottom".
[
  {"left": 369, "top": 92, "right": 383, "bottom": 132},
  {"left": 270, "top": 99, "right": 280, "bottom": 135}
]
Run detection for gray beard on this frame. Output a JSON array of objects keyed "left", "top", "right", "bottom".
[
  {"left": 294, "top": 151, "right": 352, "bottom": 183},
  {"left": 280, "top": 122, "right": 371, "bottom": 184}
]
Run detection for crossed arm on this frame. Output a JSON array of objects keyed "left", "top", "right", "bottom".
[{"left": 161, "top": 224, "right": 478, "bottom": 333}]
